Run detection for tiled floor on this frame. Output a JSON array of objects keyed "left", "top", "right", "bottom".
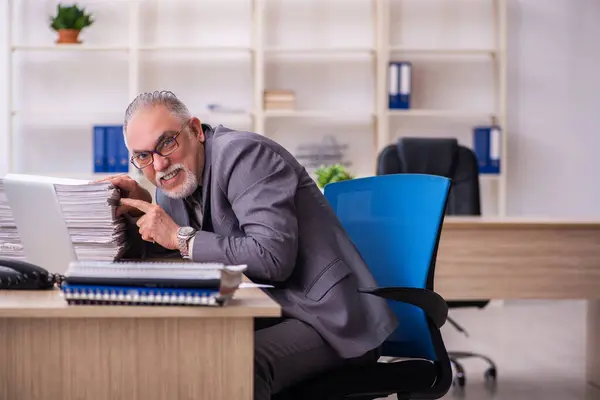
[{"left": 387, "top": 300, "right": 600, "bottom": 399}]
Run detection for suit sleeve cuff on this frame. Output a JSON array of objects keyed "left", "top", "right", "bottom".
[{"left": 184, "top": 234, "right": 196, "bottom": 260}]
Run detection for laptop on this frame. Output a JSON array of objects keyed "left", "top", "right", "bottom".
[{"left": 2, "top": 173, "right": 86, "bottom": 275}]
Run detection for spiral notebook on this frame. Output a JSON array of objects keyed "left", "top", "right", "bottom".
[{"left": 60, "top": 260, "right": 247, "bottom": 307}]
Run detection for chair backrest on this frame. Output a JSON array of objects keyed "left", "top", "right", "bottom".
[
  {"left": 324, "top": 174, "right": 450, "bottom": 361},
  {"left": 376, "top": 138, "right": 481, "bottom": 216},
  {"left": 377, "top": 138, "right": 490, "bottom": 309}
]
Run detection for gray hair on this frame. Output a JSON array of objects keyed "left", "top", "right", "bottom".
[{"left": 123, "top": 90, "right": 192, "bottom": 133}]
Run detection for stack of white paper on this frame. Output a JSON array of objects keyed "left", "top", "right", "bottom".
[
  {"left": 0, "top": 180, "right": 26, "bottom": 260},
  {"left": 54, "top": 182, "right": 128, "bottom": 261}
]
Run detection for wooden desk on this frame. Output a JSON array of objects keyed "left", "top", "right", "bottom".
[
  {"left": 0, "top": 286, "right": 281, "bottom": 400},
  {"left": 434, "top": 217, "right": 600, "bottom": 389}
]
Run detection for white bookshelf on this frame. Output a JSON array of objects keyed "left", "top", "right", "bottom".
[{"left": 5, "top": 0, "right": 507, "bottom": 215}]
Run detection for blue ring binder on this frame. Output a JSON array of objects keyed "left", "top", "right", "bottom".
[{"left": 62, "top": 284, "right": 222, "bottom": 306}]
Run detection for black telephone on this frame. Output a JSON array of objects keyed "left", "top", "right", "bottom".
[{"left": 0, "top": 257, "right": 62, "bottom": 290}]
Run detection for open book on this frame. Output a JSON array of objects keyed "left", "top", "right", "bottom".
[{"left": 0, "top": 174, "right": 129, "bottom": 268}]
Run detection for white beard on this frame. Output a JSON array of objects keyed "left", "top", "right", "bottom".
[{"left": 155, "top": 163, "right": 198, "bottom": 199}]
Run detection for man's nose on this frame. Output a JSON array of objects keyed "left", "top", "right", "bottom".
[{"left": 153, "top": 154, "right": 169, "bottom": 171}]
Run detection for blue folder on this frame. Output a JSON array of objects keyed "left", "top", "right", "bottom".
[{"left": 389, "top": 61, "right": 412, "bottom": 109}]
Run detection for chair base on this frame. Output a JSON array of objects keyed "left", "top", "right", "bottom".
[
  {"left": 448, "top": 351, "right": 497, "bottom": 390},
  {"left": 270, "top": 358, "right": 443, "bottom": 400}
]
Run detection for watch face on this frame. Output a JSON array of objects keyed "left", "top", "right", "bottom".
[{"left": 178, "top": 226, "right": 195, "bottom": 237}]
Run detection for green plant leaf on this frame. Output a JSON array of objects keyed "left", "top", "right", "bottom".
[
  {"left": 314, "top": 164, "right": 354, "bottom": 189},
  {"left": 49, "top": 3, "right": 94, "bottom": 31}
]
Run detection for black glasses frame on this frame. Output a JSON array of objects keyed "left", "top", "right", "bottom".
[{"left": 130, "top": 120, "right": 189, "bottom": 170}]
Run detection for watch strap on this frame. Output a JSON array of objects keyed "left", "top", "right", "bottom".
[{"left": 177, "top": 227, "right": 196, "bottom": 257}]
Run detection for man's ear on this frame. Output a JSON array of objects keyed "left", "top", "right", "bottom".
[{"left": 189, "top": 117, "right": 205, "bottom": 143}]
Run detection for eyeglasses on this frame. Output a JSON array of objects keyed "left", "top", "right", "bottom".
[{"left": 130, "top": 120, "right": 189, "bottom": 169}]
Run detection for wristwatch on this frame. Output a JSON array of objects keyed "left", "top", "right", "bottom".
[{"left": 177, "top": 226, "right": 197, "bottom": 258}]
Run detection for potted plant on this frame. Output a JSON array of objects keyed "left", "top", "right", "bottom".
[
  {"left": 49, "top": 4, "right": 94, "bottom": 44},
  {"left": 315, "top": 164, "right": 354, "bottom": 189}
]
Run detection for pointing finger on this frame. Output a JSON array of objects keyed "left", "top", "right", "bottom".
[{"left": 120, "top": 198, "right": 153, "bottom": 214}]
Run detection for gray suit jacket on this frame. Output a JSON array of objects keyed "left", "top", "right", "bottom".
[{"left": 137, "top": 125, "right": 398, "bottom": 359}]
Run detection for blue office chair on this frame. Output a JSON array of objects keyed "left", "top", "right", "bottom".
[
  {"left": 377, "top": 138, "right": 498, "bottom": 389},
  {"left": 273, "top": 174, "right": 453, "bottom": 400}
]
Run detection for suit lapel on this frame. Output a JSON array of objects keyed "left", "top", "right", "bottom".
[{"left": 200, "top": 124, "right": 214, "bottom": 230}]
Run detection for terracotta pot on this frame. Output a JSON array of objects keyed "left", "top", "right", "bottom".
[{"left": 56, "top": 29, "right": 81, "bottom": 44}]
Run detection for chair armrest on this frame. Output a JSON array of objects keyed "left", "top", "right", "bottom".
[{"left": 358, "top": 287, "right": 448, "bottom": 329}]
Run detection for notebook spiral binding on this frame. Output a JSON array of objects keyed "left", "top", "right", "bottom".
[{"left": 61, "top": 286, "right": 223, "bottom": 306}]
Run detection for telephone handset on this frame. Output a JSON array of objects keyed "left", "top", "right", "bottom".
[{"left": 0, "top": 257, "right": 63, "bottom": 290}]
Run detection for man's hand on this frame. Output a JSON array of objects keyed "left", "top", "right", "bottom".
[
  {"left": 95, "top": 174, "right": 153, "bottom": 217},
  {"left": 120, "top": 198, "right": 180, "bottom": 250}
]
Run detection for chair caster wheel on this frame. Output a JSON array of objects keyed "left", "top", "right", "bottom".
[
  {"left": 484, "top": 367, "right": 497, "bottom": 381},
  {"left": 484, "top": 368, "right": 497, "bottom": 393},
  {"left": 452, "top": 373, "right": 466, "bottom": 388}
]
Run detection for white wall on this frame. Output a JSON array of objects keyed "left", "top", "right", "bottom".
[
  {"left": 1, "top": 0, "right": 599, "bottom": 217},
  {"left": 505, "top": 0, "right": 600, "bottom": 218}
]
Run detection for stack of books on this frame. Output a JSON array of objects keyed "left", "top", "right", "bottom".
[
  {"left": 60, "top": 261, "right": 248, "bottom": 307},
  {"left": 54, "top": 182, "right": 128, "bottom": 261},
  {"left": 0, "top": 180, "right": 25, "bottom": 260},
  {"left": 264, "top": 89, "right": 296, "bottom": 111}
]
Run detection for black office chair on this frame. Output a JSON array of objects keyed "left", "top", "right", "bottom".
[{"left": 376, "top": 137, "right": 498, "bottom": 390}]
